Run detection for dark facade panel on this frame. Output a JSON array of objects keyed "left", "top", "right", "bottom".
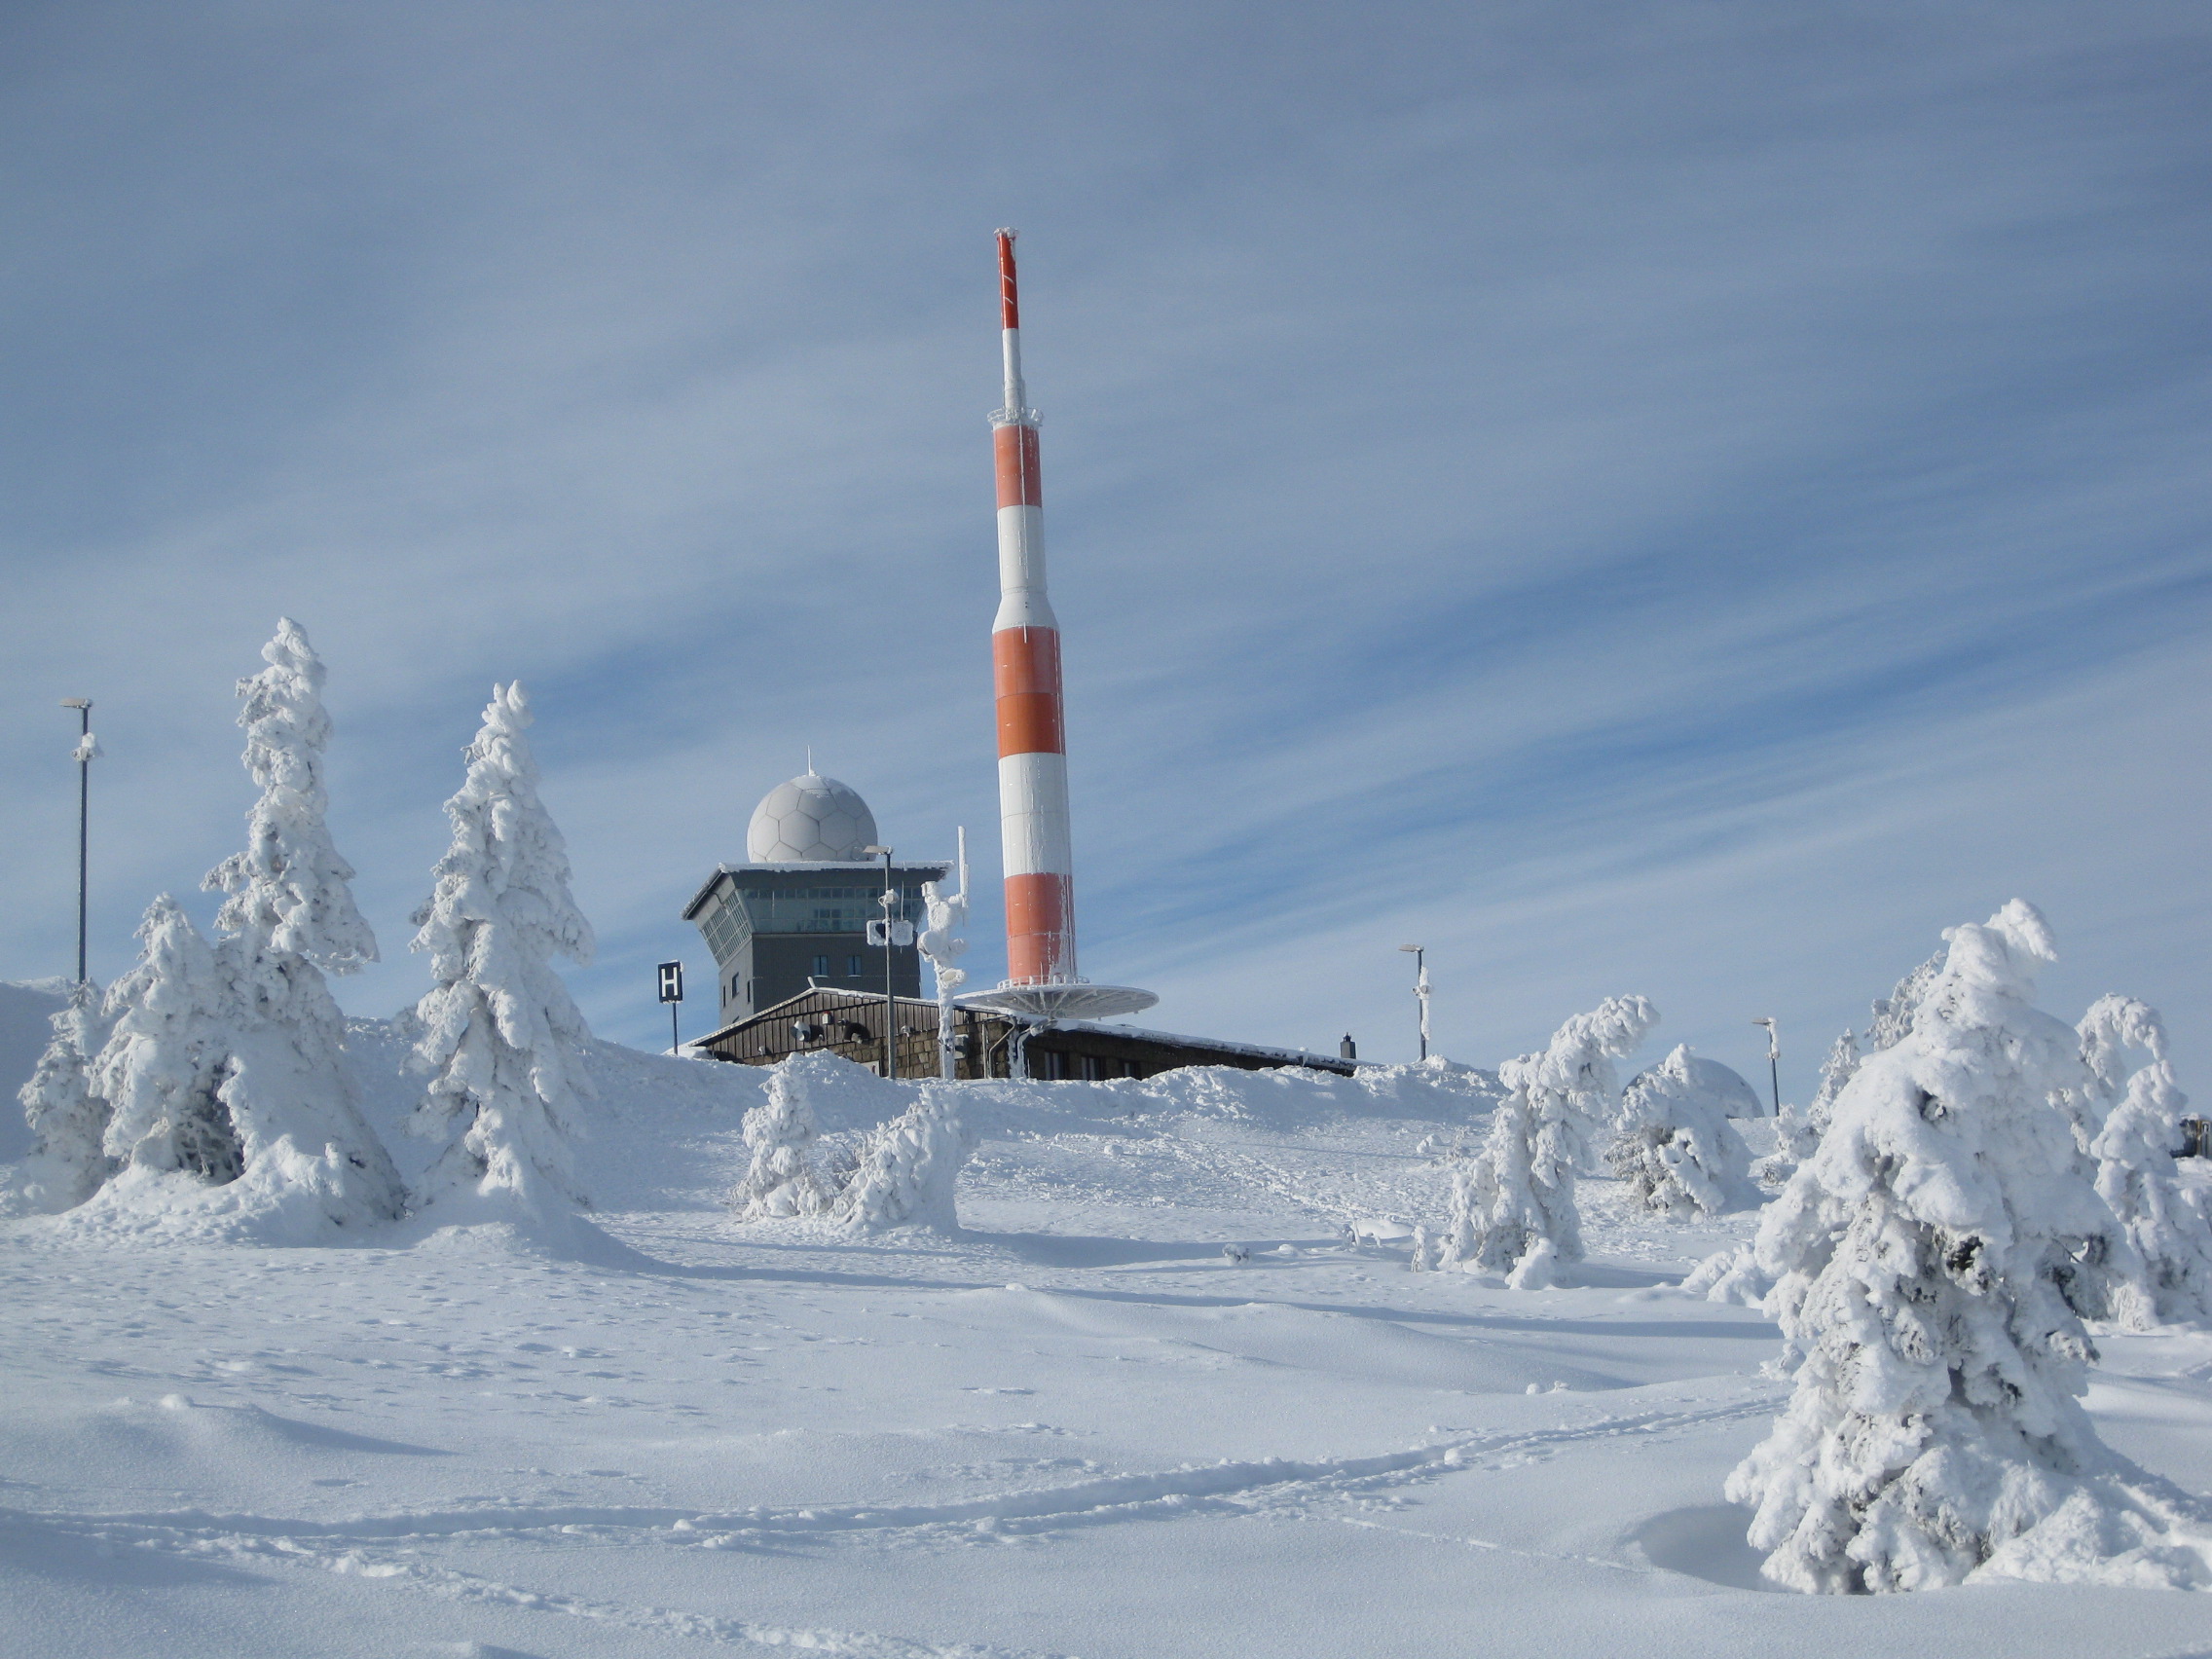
[
  {"left": 694, "top": 987, "right": 1357, "bottom": 1083},
  {"left": 686, "top": 862, "right": 947, "bottom": 1023}
]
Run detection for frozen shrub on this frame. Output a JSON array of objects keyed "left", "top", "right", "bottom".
[
  {"left": 730, "top": 1062, "right": 838, "bottom": 1219},
  {"left": 2068, "top": 996, "right": 2212, "bottom": 1328},
  {"left": 94, "top": 897, "right": 237, "bottom": 1183},
  {"left": 1608, "top": 1044, "right": 1756, "bottom": 1219},
  {"left": 1726, "top": 901, "right": 2212, "bottom": 1593},
  {"left": 1438, "top": 995, "right": 1658, "bottom": 1285},
  {"left": 12, "top": 983, "right": 114, "bottom": 1211},
  {"left": 833, "top": 1087, "right": 977, "bottom": 1234}
]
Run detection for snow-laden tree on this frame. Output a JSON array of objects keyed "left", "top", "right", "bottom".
[
  {"left": 2068, "top": 995, "right": 2212, "bottom": 1328},
  {"left": 1727, "top": 901, "right": 2212, "bottom": 1592},
  {"left": 1754, "top": 954, "right": 1940, "bottom": 1191},
  {"left": 408, "top": 682, "right": 597, "bottom": 1219},
  {"left": 833, "top": 1086, "right": 977, "bottom": 1234},
  {"left": 198, "top": 617, "right": 403, "bottom": 1224},
  {"left": 1438, "top": 995, "right": 1659, "bottom": 1287},
  {"left": 729, "top": 1061, "right": 838, "bottom": 1219},
  {"left": 94, "top": 897, "right": 239, "bottom": 1183},
  {"left": 12, "top": 983, "right": 115, "bottom": 1211},
  {"left": 1608, "top": 1044, "right": 1757, "bottom": 1219}
]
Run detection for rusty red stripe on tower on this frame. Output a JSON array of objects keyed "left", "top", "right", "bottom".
[{"left": 989, "top": 229, "right": 1075, "bottom": 986}]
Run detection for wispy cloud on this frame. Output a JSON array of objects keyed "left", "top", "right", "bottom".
[{"left": 4, "top": 4, "right": 2206, "bottom": 1097}]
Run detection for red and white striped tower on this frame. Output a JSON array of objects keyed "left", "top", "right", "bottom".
[
  {"left": 967, "top": 231, "right": 1155, "bottom": 1029},
  {"left": 989, "top": 229, "right": 1076, "bottom": 986}
]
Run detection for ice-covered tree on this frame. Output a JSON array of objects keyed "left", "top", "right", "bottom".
[
  {"left": 408, "top": 682, "right": 597, "bottom": 1218},
  {"left": 2069, "top": 996, "right": 2212, "bottom": 1328},
  {"left": 12, "top": 983, "right": 115, "bottom": 1211},
  {"left": 94, "top": 896, "right": 239, "bottom": 1183},
  {"left": 1438, "top": 995, "right": 1658, "bottom": 1287},
  {"left": 199, "top": 617, "right": 402, "bottom": 1224},
  {"left": 1608, "top": 1044, "right": 1756, "bottom": 1219},
  {"left": 729, "top": 1062, "right": 838, "bottom": 1219},
  {"left": 1756, "top": 1030, "right": 1861, "bottom": 1187},
  {"left": 833, "top": 1087, "right": 977, "bottom": 1235},
  {"left": 1726, "top": 901, "right": 2211, "bottom": 1592}
]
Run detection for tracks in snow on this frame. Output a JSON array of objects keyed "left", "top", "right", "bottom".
[{"left": 17, "top": 1394, "right": 1777, "bottom": 1563}]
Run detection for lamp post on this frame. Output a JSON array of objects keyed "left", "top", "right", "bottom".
[
  {"left": 59, "top": 699, "right": 95, "bottom": 987},
  {"left": 864, "top": 845, "right": 897, "bottom": 1078},
  {"left": 1397, "top": 943, "right": 1430, "bottom": 1063},
  {"left": 1752, "top": 1017, "right": 1781, "bottom": 1117}
]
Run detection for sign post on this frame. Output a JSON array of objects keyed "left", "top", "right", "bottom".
[{"left": 658, "top": 961, "right": 683, "bottom": 1056}]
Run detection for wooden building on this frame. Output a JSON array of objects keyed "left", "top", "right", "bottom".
[{"left": 692, "top": 984, "right": 1357, "bottom": 1082}]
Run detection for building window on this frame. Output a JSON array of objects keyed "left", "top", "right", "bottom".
[
  {"left": 1080, "top": 1054, "right": 1106, "bottom": 1082},
  {"left": 812, "top": 955, "right": 830, "bottom": 977},
  {"left": 1041, "top": 1050, "right": 1069, "bottom": 1081},
  {"left": 730, "top": 973, "right": 741, "bottom": 999},
  {"left": 847, "top": 954, "right": 865, "bottom": 977}
]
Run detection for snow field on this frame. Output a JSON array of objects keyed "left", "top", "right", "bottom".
[{"left": 5, "top": 1028, "right": 2211, "bottom": 1657}]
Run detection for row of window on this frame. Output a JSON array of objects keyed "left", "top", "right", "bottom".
[{"left": 1036, "top": 1051, "right": 1142, "bottom": 1081}]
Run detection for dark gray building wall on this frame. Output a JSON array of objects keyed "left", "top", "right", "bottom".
[{"left": 686, "top": 862, "right": 947, "bottom": 1022}]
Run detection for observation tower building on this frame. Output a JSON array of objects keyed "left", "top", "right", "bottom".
[{"left": 682, "top": 770, "right": 946, "bottom": 1025}]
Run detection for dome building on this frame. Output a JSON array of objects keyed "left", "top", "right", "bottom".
[{"left": 682, "top": 771, "right": 946, "bottom": 1030}]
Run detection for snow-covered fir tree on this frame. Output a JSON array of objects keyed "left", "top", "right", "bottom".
[
  {"left": 12, "top": 982, "right": 115, "bottom": 1211},
  {"left": 834, "top": 1087, "right": 977, "bottom": 1234},
  {"left": 2069, "top": 995, "right": 2212, "bottom": 1328},
  {"left": 93, "top": 896, "right": 239, "bottom": 1183},
  {"left": 1727, "top": 901, "right": 2211, "bottom": 1592},
  {"left": 1608, "top": 1044, "right": 1756, "bottom": 1219},
  {"left": 1438, "top": 995, "right": 1658, "bottom": 1287},
  {"left": 199, "top": 617, "right": 403, "bottom": 1225},
  {"left": 729, "top": 1061, "right": 838, "bottom": 1219},
  {"left": 408, "top": 682, "right": 597, "bottom": 1218}
]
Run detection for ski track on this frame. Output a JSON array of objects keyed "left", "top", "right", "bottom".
[{"left": 9, "top": 1394, "right": 1780, "bottom": 1605}]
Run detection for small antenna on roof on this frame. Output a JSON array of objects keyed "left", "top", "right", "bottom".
[{"left": 806, "top": 745, "right": 814, "bottom": 775}]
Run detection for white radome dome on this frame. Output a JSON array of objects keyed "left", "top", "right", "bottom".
[{"left": 746, "top": 772, "right": 878, "bottom": 863}]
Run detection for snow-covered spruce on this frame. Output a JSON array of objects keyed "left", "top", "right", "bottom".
[
  {"left": 196, "top": 618, "right": 403, "bottom": 1225},
  {"left": 1679, "top": 1243, "right": 1770, "bottom": 1307},
  {"left": 729, "top": 1057, "right": 839, "bottom": 1219},
  {"left": 1726, "top": 901, "right": 2212, "bottom": 1593},
  {"left": 408, "top": 682, "right": 597, "bottom": 1220},
  {"left": 11, "top": 982, "right": 115, "bottom": 1212},
  {"left": 1438, "top": 995, "right": 1659, "bottom": 1287},
  {"left": 832, "top": 1086, "right": 977, "bottom": 1235},
  {"left": 1607, "top": 1044, "right": 1757, "bottom": 1219},
  {"left": 2069, "top": 995, "right": 2212, "bottom": 1328},
  {"left": 92, "top": 897, "right": 238, "bottom": 1184}
]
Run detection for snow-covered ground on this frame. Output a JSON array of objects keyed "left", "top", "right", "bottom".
[{"left": 5, "top": 1000, "right": 2211, "bottom": 1659}]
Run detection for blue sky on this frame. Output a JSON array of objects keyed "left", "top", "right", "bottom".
[{"left": 4, "top": 2, "right": 2208, "bottom": 1096}]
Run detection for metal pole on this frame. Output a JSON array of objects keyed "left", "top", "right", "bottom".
[
  {"left": 61, "top": 699, "right": 92, "bottom": 987},
  {"left": 671, "top": 1001, "right": 681, "bottom": 1057},
  {"left": 881, "top": 847, "right": 896, "bottom": 1079},
  {"left": 1399, "top": 943, "right": 1427, "bottom": 1063},
  {"left": 1753, "top": 1017, "right": 1781, "bottom": 1116}
]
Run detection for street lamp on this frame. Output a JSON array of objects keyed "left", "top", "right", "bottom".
[
  {"left": 1751, "top": 1017, "right": 1781, "bottom": 1116},
  {"left": 1397, "top": 944, "right": 1430, "bottom": 1063},
  {"left": 862, "top": 845, "right": 912, "bottom": 1079},
  {"left": 59, "top": 699, "right": 96, "bottom": 987}
]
